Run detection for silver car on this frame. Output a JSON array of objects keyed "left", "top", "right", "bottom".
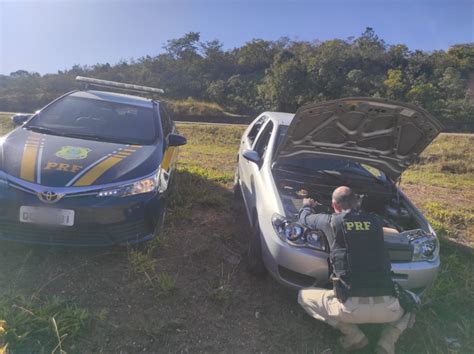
[{"left": 234, "top": 98, "right": 442, "bottom": 294}]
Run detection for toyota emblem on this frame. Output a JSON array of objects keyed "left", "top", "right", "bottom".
[{"left": 37, "top": 191, "right": 64, "bottom": 204}]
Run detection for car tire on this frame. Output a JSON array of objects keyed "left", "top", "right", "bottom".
[
  {"left": 246, "top": 219, "right": 266, "bottom": 277},
  {"left": 233, "top": 166, "right": 242, "bottom": 201}
]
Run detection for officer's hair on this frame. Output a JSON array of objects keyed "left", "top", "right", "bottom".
[{"left": 332, "top": 186, "right": 358, "bottom": 210}]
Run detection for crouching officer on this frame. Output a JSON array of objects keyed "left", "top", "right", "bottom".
[{"left": 297, "top": 186, "right": 417, "bottom": 354}]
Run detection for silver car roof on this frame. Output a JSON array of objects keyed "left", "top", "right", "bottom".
[{"left": 263, "top": 111, "right": 295, "bottom": 126}]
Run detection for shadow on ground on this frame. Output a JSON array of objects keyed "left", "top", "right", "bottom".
[{"left": 0, "top": 170, "right": 339, "bottom": 353}]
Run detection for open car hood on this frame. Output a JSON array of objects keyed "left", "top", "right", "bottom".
[{"left": 274, "top": 98, "right": 443, "bottom": 180}]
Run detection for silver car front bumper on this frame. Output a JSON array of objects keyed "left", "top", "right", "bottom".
[{"left": 259, "top": 218, "right": 439, "bottom": 294}]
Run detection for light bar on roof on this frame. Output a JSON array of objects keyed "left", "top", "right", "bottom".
[{"left": 76, "top": 76, "right": 164, "bottom": 94}]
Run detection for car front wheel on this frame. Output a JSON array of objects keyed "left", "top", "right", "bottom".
[{"left": 233, "top": 165, "right": 242, "bottom": 200}]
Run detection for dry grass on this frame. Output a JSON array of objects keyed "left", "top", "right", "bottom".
[
  {"left": 401, "top": 134, "right": 474, "bottom": 247},
  {"left": 165, "top": 98, "right": 234, "bottom": 117},
  {"left": 403, "top": 134, "right": 474, "bottom": 189}
]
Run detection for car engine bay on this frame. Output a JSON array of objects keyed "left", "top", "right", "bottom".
[{"left": 272, "top": 167, "right": 439, "bottom": 263}]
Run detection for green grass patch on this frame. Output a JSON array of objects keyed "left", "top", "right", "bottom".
[
  {"left": 180, "top": 166, "right": 234, "bottom": 184},
  {"left": 177, "top": 124, "right": 244, "bottom": 146},
  {"left": 129, "top": 250, "right": 156, "bottom": 276},
  {"left": 166, "top": 98, "right": 238, "bottom": 117},
  {"left": 401, "top": 239, "right": 474, "bottom": 353},
  {"left": 422, "top": 202, "right": 473, "bottom": 244},
  {"left": 157, "top": 272, "right": 176, "bottom": 295},
  {"left": 424, "top": 202, "right": 473, "bottom": 227},
  {"left": 171, "top": 124, "right": 240, "bottom": 221},
  {"left": 404, "top": 134, "right": 474, "bottom": 189},
  {"left": 403, "top": 170, "right": 474, "bottom": 189},
  {"left": 181, "top": 143, "right": 239, "bottom": 156},
  {"left": 0, "top": 113, "right": 13, "bottom": 135},
  {"left": 167, "top": 168, "right": 232, "bottom": 225},
  {"left": 208, "top": 264, "right": 234, "bottom": 304},
  {"left": 176, "top": 123, "right": 243, "bottom": 180},
  {"left": 128, "top": 250, "right": 176, "bottom": 295},
  {"left": 0, "top": 295, "right": 90, "bottom": 352}
]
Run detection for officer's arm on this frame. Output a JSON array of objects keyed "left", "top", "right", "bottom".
[{"left": 298, "top": 207, "right": 329, "bottom": 230}]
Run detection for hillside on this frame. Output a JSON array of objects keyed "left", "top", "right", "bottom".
[{"left": 1, "top": 30, "right": 473, "bottom": 130}]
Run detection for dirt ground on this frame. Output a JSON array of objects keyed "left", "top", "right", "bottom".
[
  {"left": 0, "top": 188, "right": 344, "bottom": 353},
  {"left": 402, "top": 184, "right": 471, "bottom": 210},
  {"left": 3, "top": 180, "right": 455, "bottom": 353}
]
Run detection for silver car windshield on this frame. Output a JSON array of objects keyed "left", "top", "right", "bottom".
[{"left": 273, "top": 125, "right": 387, "bottom": 183}]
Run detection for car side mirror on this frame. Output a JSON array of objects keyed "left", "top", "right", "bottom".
[
  {"left": 11, "top": 114, "right": 32, "bottom": 126},
  {"left": 242, "top": 149, "right": 261, "bottom": 164},
  {"left": 168, "top": 133, "right": 187, "bottom": 147}
]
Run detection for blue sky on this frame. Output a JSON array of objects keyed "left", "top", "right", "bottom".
[{"left": 0, "top": 0, "right": 472, "bottom": 75}]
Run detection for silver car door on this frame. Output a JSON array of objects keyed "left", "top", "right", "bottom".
[
  {"left": 239, "top": 115, "right": 268, "bottom": 208},
  {"left": 242, "top": 120, "right": 275, "bottom": 217}
]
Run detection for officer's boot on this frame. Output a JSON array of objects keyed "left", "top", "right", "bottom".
[
  {"left": 335, "top": 323, "right": 368, "bottom": 351},
  {"left": 375, "top": 325, "right": 401, "bottom": 354},
  {"left": 375, "top": 313, "right": 413, "bottom": 354}
]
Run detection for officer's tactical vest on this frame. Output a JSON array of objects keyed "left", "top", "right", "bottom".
[{"left": 330, "top": 210, "right": 395, "bottom": 301}]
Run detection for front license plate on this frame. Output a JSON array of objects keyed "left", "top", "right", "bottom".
[{"left": 19, "top": 206, "right": 75, "bottom": 226}]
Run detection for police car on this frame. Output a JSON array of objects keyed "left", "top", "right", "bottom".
[
  {"left": 235, "top": 98, "right": 443, "bottom": 293},
  {"left": 0, "top": 77, "right": 186, "bottom": 246}
]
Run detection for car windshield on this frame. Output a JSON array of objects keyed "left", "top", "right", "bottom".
[
  {"left": 274, "top": 126, "right": 387, "bottom": 183},
  {"left": 26, "top": 96, "right": 158, "bottom": 145},
  {"left": 276, "top": 157, "right": 387, "bottom": 181}
]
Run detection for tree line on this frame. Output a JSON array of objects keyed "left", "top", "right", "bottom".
[{"left": 1, "top": 28, "right": 473, "bottom": 128}]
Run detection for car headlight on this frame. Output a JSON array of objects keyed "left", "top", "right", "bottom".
[
  {"left": 272, "top": 213, "right": 328, "bottom": 252},
  {"left": 284, "top": 222, "right": 305, "bottom": 243},
  {"left": 97, "top": 170, "right": 161, "bottom": 198},
  {"left": 306, "top": 230, "right": 327, "bottom": 251},
  {"left": 407, "top": 229, "right": 439, "bottom": 262}
]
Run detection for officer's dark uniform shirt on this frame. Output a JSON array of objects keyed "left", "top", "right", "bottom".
[
  {"left": 299, "top": 205, "right": 395, "bottom": 298},
  {"left": 298, "top": 205, "right": 391, "bottom": 263}
]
